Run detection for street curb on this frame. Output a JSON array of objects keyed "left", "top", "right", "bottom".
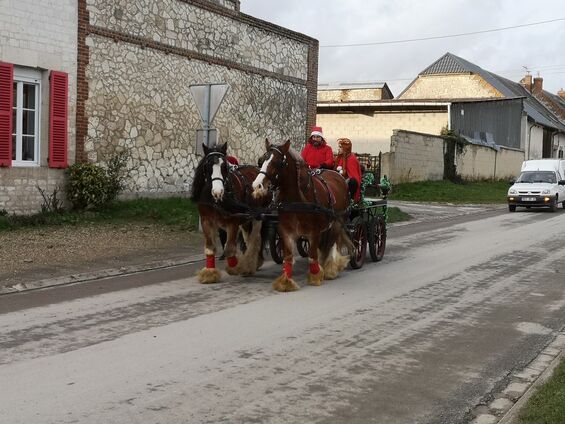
[
  {"left": 497, "top": 338, "right": 565, "bottom": 424},
  {"left": 0, "top": 253, "right": 206, "bottom": 296},
  {"left": 471, "top": 330, "right": 565, "bottom": 424}
]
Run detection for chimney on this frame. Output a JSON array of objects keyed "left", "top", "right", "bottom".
[
  {"left": 533, "top": 77, "right": 543, "bottom": 95},
  {"left": 558, "top": 89, "right": 565, "bottom": 100},
  {"left": 521, "top": 74, "right": 533, "bottom": 92}
]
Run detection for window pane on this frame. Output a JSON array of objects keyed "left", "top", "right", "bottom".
[
  {"left": 22, "top": 84, "right": 36, "bottom": 109},
  {"left": 12, "top": 135, "right": 16, "bottom": 160},
  {"left": 13, "top": 82, "right": 17, "bottom": 107},
  {"left": 22, "top": 110, "right": 35, "bottom": 136},
  {"left": 22, "top": 136, "right": 35, "bottom": 161}
]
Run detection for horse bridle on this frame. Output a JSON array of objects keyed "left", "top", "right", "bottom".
[
  {"left": 205, "top": 151, "right": 228, "bottom": 186},
  {"left": 259, "top": 146, "right": 287, "bottom": 190}
]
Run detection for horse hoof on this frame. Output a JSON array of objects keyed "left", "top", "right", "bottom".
[
  {"left": 225, "top": 265, "right": 240, "bottom": 276},
  {"left": 307, "top": 268, "right": 325, "bottom": 286},
  {"left": 197, "top": 267, "right": 221, "bottom": 284},
  {"left": 273, "top": 274, "right": 299, "bottom": 292}
]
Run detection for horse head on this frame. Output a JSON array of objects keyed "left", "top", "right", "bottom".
[
  {"left": 252, "top": 139, "right": 291, "bottom": 199},
  {"left": 190, "top": 142, "right": 229, "bottom": 202}
]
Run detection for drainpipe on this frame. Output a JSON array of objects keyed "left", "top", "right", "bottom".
[
  {"left": 527, "top": 124, "right": 535, "bottom": 160},
  {"left": 447, "top": 103, "right": 452, "bottom": 131}
]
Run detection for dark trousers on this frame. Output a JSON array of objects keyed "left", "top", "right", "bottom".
[{"left": 347, "top": 178, "right": 358, "bottom": 199}]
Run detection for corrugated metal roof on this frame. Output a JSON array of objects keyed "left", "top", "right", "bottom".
[{"left": 416, "top": 53, "right": 565, "bottom": 131}]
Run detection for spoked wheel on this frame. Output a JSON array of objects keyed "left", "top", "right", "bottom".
[
  {"left": 269, "top": 228, "right": 284, "bottom": 264},
  {"left": 349, "top": 217, "right": 367, "bottom": 269},
  {"left": 297, "top": 237, "right": 310, "bottom": 258},
  {"left": 368, "top": 215, "right": 386, "bottom": 262}
]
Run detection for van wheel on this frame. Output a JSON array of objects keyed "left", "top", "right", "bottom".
[
  {"left": 508, "top": 204, "right": 516, "bottom": 212},
  {"left": 550, "top": 200, "right": 557, "bottom": 212}
]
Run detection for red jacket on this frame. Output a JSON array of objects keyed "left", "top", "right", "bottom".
[
  {"left": 301, "top": 138, "right": 334, "bottom": 169},
  {"left": 335, "top": 154, "right": 362, "bottom": 201}
]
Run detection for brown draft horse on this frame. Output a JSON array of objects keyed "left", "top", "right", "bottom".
[
  {"left": 252, "top": 139, "right": 352, "bottom": 292},
  {"left": 190, "top": 142, "right": 270, "bottom": 284}
]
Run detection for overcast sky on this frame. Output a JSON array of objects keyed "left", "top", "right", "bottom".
[{"left": 240, "top": 0, "right": 565, "bottom": 97}]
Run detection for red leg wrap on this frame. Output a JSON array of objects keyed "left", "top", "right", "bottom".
[
  {"left": 227, "top": 256, "right": 238, "bottom": 268},
  {"left": 206, "top": 255, "right": 215, "bottom": 268},
  {"left": 283, "top": 261, "right": 293, "bottom": 278},
  {"left": 309, "top": 261, "right": 320, "bottom": 275}
]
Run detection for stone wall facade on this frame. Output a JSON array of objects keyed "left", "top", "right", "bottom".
[
  {"left": 0, "top": 0, "right": 77, "bottom": 214},
  {"left": 81, "top": 0, "right": 318, "bottom": 196},
  {"left": 317, "top": 109, "right": 448, "bottom": 156},
  {"left": 399, "top": 75, "right": 503, "bottom": 100},
  {"left": 318, "top": 87, "right": 392, "bottom": 103},
  {"left": 382, "top": 130, "right": 524, "bottom": 183}
]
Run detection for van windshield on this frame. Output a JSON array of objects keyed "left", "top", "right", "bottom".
[{"left": 517, "top": 171, "right": 557, "bottom": 183}]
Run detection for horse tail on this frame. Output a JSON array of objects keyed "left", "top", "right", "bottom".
[
  {"left": 236, "top": 219, "right": 264, "bottom": 275},
  {"left": 319, "top": 220, "right": 352, "bottom": 280}
]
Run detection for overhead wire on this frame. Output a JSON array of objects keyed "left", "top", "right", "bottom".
[{"left": 321, "top": 17, "right": 565, "bottom": 48}]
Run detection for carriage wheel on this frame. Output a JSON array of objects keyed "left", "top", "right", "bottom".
[
  {"left": 349, "top": 217, "right": 367, "bottom": 269},
  {"left": 269, "top": 228, "right": 284, "bottom": 264},
  {"left": 297, "top": 237, "right": 310, "bottom": 258},
  {"left": 368, "top": 215, "right": 386, "bottom": 262}
]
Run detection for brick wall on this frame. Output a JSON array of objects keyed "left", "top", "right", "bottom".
[{"left": 0, "top": 0, "right": 77, "bottom": 214}]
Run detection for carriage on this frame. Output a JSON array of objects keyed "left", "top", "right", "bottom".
[
  {"left": 192, "top": 140, "right": 388, "bottom": 291},
  {"left": 265, "top": 196, "right": 387, "bottom": 270}
]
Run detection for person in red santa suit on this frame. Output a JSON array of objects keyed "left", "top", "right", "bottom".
[
  {"left": 300, "top": 126, "right": 334, "bottom": 169},
  {"left": 334, "top": 138, "right": 362, "bottom": 202}
]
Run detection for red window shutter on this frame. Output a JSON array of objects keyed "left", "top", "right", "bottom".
[
  {"left": 0, "top": 62, "right": 13, "bottom": 167},
  {"left": 49, "top": 71, "right": 68, "bottom": 168}
]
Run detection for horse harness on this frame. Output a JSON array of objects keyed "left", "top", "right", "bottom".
[{"left": 262, "top": 146, "right": 340, "bottom": 219}]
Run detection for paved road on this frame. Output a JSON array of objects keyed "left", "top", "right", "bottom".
[{"left": 1, "top": 206, "right": 564, "bottom": 423}]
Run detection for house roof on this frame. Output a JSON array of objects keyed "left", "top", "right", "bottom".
[{"left": 403, "top": 52, "right": 565, "bottom": 132}]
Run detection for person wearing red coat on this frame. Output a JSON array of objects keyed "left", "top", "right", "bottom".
[
  {"left": 334, "top": 138, "right": 362, "bottom": 202},
  {"left": 301, "top": 126, "right": 334, "bottom": 169}
]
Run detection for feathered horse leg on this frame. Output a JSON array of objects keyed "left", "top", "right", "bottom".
[{"left": 197, "top": 216, "right": 222, "bottom": 284}]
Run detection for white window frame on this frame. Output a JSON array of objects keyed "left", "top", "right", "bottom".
[{"left": 12, "top": 68, "right": 41, "bottom": 167}]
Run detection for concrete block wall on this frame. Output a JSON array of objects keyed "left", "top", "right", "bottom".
[
  {"left": 387, "top": 130, "right": 445, "bottom": 182},
  {"left": 316, "top": 111, "right": 447, "bottom": 156},
  {"left": 493, "top": 147, "right": 524, "bottom": 179},
  {"left": 457, "top": 145, "right": 496, "bottom": 179},
  {"left": 382, "top": 130, "right": 524, "bottom": 183}
]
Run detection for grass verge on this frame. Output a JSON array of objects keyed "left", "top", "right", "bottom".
[
  {"left": 519, "top": 357, "right": 565, "bottom": 423},
  {"left": 389, "top": 180, "right": 509, "bottom": 204},
  {"left": 387, "top": 206, "right": 411, "bottom": 223},
  {"left": 0, "top": 197, "right": 411, "bottom": 232},
  {"left": 0, "top": 197, "right": 199, "bottom": 232}
]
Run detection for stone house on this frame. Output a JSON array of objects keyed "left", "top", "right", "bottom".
[
  {"left": 0, "top": 0, "right": 318, "bottom": 214},
  {"left": 318, "top": 53, "right": 565, "bottom": 164},
  {"left": 399, "top": 53, "right": 565, "bottom": 159}
]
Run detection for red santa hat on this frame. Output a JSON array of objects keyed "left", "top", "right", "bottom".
[{"left": 310, "top": 126, "right": 324, "bottom": 138}]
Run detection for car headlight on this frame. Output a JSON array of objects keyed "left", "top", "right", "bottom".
[
  {"left": 508, "top": 189, "right": 517, "bottom": 195},
  {"left": 542, "top": 189, "right": 550, "bottom": 194}
]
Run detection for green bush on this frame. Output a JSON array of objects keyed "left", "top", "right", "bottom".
[
  {"left": 65, "top": 153, "right": 129, "bottom": 210},
  {"left": 66, "top": 163, "right": 110, "bottom": 209}
]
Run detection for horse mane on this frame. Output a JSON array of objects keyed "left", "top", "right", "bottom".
[{"left": 190, "top": 157, "right": 207, "bottom": 201}]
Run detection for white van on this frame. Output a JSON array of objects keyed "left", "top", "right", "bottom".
[{"left": 507, "top": 159, "right": 565, "bottom": 212}]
